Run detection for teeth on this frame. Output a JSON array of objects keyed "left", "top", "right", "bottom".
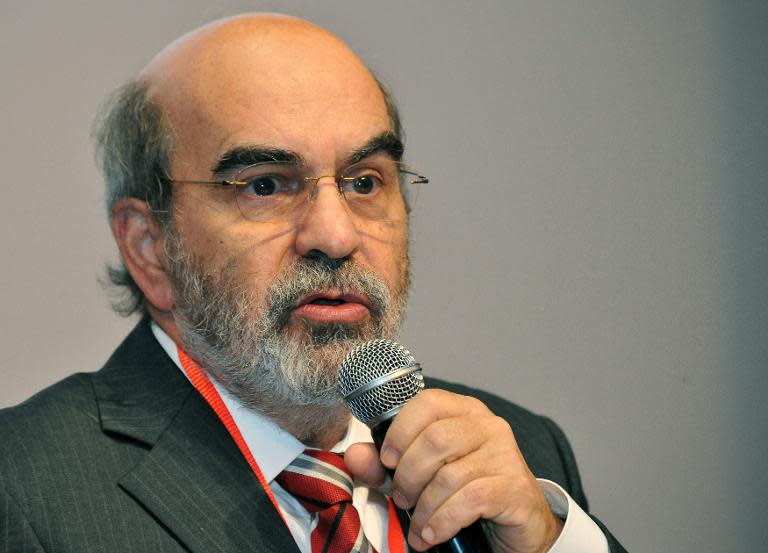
[{"left": 311, "top": 298, "right": 344, "bottom": 306}]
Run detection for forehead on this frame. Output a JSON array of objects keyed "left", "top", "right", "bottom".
[{"left": 145, "top": 18, "right": 391, "bottom": 176}]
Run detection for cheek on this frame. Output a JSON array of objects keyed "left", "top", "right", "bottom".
[
  {"left": 174, "top": 209, "right": 298, "bottom": 288},
  {"left": 392, "top": 230, "right": 410, "bottom": 294},
  {"left": 359, "top": 221, "right": 409, "bottom": 292},
  {"left": 220, "top": 229, "right": 299, "bottom": 291}
]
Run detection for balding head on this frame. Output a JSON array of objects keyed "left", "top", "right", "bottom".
[{"left": 143, "top": 14, "right": 393, "bottom": 180}]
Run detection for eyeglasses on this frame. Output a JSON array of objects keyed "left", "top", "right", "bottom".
[{"left": 169, "top": 156, "right": 428, "bottom": 223}]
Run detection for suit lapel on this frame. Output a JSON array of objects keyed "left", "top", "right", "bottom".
[{"left": 93, "top": 319, "right": 298, "bottom": 553}]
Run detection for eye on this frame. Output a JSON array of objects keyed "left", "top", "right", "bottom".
[
  {"left": 244, "top": 175, "right": 280, "bottom": 196},
  {"left": 351, "top": 175, "right": 376, "bottom": 195},
  {"left": 341, "top": 170, "right": 386, "bottom": 197},
  {"left": 341, "top": 158, "right": 398, "bottom": 198},
  {"left": 233, "top": 163, "right": 301, "bottom": 199}
]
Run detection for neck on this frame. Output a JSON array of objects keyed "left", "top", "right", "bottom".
[{"left": 148, "top": 306, "right": 183, "bottom": 344}]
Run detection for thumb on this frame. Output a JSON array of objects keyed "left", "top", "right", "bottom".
[{"left": 344, "top": 442, "right": 388, "bottom": 488}]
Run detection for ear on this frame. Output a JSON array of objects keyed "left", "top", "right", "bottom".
[{"left": 111, "top": 198, "right": 174, "bottom": 312}]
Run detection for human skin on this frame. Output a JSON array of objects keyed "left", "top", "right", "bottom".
[{"left": 109, "top": 14, "right": 563, "bottom": 553}]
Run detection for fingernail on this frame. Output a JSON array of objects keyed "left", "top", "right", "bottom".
[
  {"left": 421, "top": 525, "right": 435, "bottom": 544},
  {"left": 381, "top": 446, "right": 399, "bottom": 467},
  {"left": 408, "top": 529, "right": 425, "bottom": 550}
]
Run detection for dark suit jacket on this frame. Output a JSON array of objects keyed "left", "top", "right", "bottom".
[{"left": 0, "top": 320, "right": 626, "bottom": 552}]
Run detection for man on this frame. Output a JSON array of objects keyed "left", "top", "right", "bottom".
[{"left": 0, "top": 14, "right": 626, "bottom": 553}]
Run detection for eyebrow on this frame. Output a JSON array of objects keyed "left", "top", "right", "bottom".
[
  {"left": 212, "top": 147, "right": 302, "bottom": 175},
  {"left": 345, "top": 131, "right": 404, "bottom": 165},
  {"left": 211, "top": 130, "right": 404, "bottom": 176}
]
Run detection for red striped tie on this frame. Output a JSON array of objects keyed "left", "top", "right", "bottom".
[{"left": 277, "top": 449, "right": 377, "bottom": 553}]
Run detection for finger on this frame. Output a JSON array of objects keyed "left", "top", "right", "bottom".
[
  {"left": 413, "top": 475, "right": 558, "bottom": 553},
  {"left": 409, "top": 476, "right": 508, "bottom": 550},
  {"left": 343, "top": 442, "right": 387, "bottom": 488},
  {"left": 390, "top": 415, "right": 493, "bottom": 509},
  {"left": 380, "top": 389, "right": 489, "bottom": 468},
  {"left": 403, "top": 447, "right": 489, "bottom": 531}
]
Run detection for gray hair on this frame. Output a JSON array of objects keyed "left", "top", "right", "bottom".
[
  {"left": 94, "top": 75, "right": 403, "bottom": 317},
  {"left": 94, "top": 79, "right": 173, "bottom": 316}
]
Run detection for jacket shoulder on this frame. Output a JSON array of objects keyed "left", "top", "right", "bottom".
[
  {"left": 0, "top": 372, "right": 98, "bottom": 441},
  {"left": 0, "top": 372, "right": 102, "bottom": 477}
]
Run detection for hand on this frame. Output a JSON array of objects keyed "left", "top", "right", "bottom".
[{"left": 344, "top": 389, "right": 564, "bottom": 553}]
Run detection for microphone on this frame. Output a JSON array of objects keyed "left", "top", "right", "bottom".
[{"left": 339, "top": 339, "right": 492, "bottom": 553}]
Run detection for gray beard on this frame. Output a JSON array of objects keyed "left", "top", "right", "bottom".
[{"left": 165, "top": 231, "right": 408, "bottom": 444}]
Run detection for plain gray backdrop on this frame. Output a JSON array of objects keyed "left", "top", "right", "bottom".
[{"left": 1, "top": 2, "right": 766, "bottom": 552}]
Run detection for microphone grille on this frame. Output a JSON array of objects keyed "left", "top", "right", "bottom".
[{"left": 338, "top": 339, "right": 424, "bottom": 426}]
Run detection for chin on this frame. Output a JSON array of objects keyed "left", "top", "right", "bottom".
[{"left": 289, "top": 318, "right": 375, "bottom": 346}]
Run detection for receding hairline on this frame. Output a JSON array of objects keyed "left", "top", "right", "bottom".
[
  {"left": 141, "top": 13, "right": 362, "bottom": 91},
  {"left": 139, "top": 12, "right": 397, "bottom": 166},
  {"left": 139, "top": 18, "right": 402, "bottom": 173}
]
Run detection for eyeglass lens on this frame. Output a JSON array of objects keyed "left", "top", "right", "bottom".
[{"left": 230, "top": 158, "right": 419, "bottom": 222}]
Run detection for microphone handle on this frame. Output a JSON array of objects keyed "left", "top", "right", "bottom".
[{"left": 371, "top": 421, "right": 493, "bottom": 553}]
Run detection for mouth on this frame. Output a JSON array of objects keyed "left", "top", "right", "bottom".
[{"left": 293, "top": 291, "right": 371, "bottom": 324}]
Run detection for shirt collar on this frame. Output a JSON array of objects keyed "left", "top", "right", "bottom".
[{"left": 150, "top": 321, "right": 373, "bottom": 483}]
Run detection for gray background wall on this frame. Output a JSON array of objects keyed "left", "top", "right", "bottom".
[{"left": 1, "top": 2, "right": 766, "bottom": 551}]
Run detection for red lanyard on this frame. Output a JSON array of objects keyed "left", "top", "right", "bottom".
[{"left": 178, "top": 346, "right": 407, "bottom": 553}]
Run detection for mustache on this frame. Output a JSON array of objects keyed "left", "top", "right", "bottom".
[{"left": 262, "top": 256, "right": 391, "bottom": 332}]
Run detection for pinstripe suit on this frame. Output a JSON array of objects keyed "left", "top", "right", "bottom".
[{"left": 0, "top": 319, "right": 626, "bottom": 552}]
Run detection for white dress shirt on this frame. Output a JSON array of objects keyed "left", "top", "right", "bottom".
[{"left": 151, "top": 323, "right": 608, "bottom": 553}]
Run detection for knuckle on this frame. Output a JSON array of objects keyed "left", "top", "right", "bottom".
[
  {"left": 463, "top": 395, "right": 488, "bottom": 413},
  {"left": 462, "top": 480, "right": 492, "bottom": 511},
  {"left": 488, "top": 414, "right": 512, "bottom": 435},
  {"left": 418, "top": 388, "right": 446, "bottom": 408},
  {"left": 422, "top": 423, "right": 451, "bottom": 453},
  {"left": 433, "top": 463, "right": 464, "bottom": 491}
]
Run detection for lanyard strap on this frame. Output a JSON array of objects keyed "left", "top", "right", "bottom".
[{"left": 177, "top": 346, "right": 406, "bottom": 553}]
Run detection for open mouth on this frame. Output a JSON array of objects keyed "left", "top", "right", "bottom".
[
  {"left": 293, "top": 291, "right": 371, "bottom": 323},
  {"left": 309, "top": 298, "right": 346, "bottom": 306}
]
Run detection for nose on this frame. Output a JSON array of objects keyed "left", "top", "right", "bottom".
[{"left": 294, "top": 178, "right": 362, "bottom": 261}]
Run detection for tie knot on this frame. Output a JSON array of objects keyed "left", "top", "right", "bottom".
[{"left": 277, "top": 449, "right": 354, "bottom": 513}]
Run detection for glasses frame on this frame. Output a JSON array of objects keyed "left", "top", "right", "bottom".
[{"left": 167, "top": 159, "right": 428, "bottom": 220}]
